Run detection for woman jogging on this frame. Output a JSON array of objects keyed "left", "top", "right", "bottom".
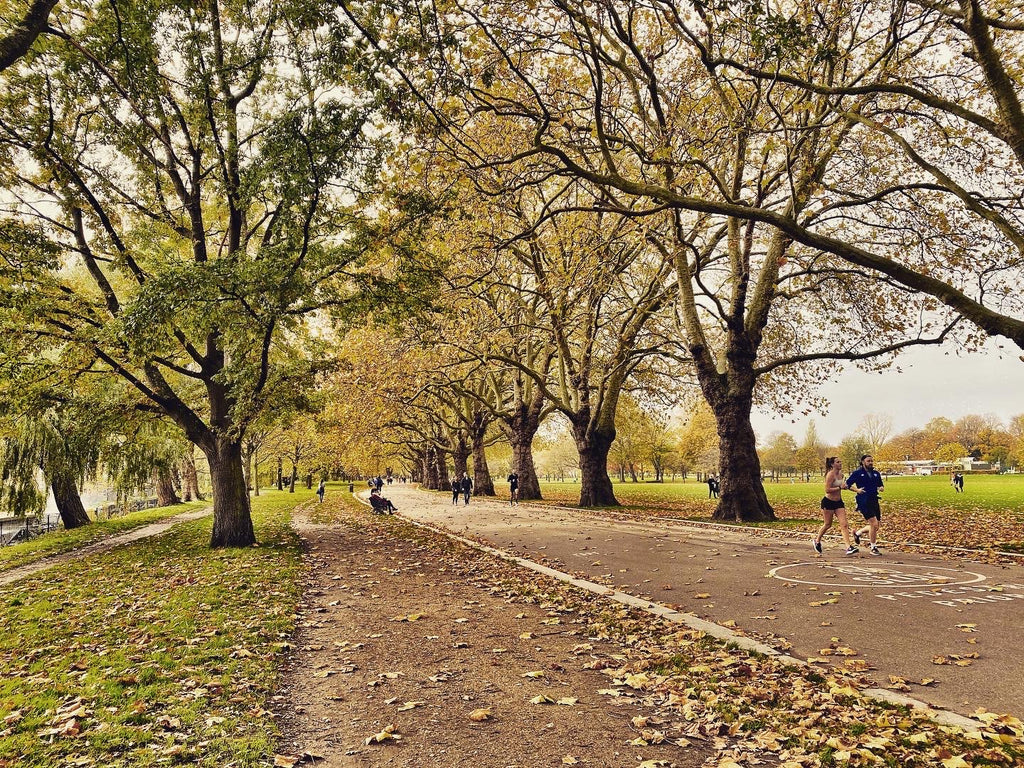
[{"left": 813, "top": 457, "right": 858, "bottom": 556}]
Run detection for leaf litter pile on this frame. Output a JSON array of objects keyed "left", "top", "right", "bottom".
[
  {"left": 0, "top": 492, "right": 306, "bottom": 767},
  {"left": 278, "top": 495, "right": 1023, "bottom": 768}
]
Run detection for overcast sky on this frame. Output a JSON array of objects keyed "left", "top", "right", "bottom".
[{"left": 750, "top": 338, "right": 1024, "bottom": 446}]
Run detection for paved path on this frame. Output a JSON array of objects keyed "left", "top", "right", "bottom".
[
  {"left": 377, "top": 485, "right": 1023, "bottom": 718},
  {"left": 0, "top": 507, "right": 212, "bottom": 588}
]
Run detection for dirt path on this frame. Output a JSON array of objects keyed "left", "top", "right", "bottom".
[
  {"left": 274, "top": 498, "right": 711, "bottom": 768},
  {"left": 0, "top": 506, "right": 211, "bottom": 588}
]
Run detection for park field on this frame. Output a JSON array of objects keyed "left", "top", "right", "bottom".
[{"left": 535, "top": 474, "right": 1024, "bottom": 551}]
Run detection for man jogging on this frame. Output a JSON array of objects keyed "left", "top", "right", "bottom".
[{"left": 846, "top": 454, "right": 884, "bottom": 556}]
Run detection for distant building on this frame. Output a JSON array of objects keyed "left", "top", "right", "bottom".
[
  {"left": 959, "top": 458, "right": 992, "bottom": 471},
  {"left": 899, "top": 460, "right": 938, "bottom": 475}
]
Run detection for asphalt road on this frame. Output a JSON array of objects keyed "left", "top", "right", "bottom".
[{"left": 378, "top": 484, "right": 1024, "bottom": 719}]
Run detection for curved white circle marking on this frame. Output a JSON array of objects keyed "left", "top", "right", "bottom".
[{"left": 767, "top": 562, "right": 987, "bottom": 588}]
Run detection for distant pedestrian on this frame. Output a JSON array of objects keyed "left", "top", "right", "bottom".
[
  {"left": 952, "top": 472, "right": 964, "bottom": 493},
  {"left": 317, "top": 479, "right": 326, "bottom": 503},
  {"left": 462, "top": 474, "right": 472, "bottom": 505},
  {"left": 847, "top": 454, "right": 884, "bottom": 556},
  {"left": 813, "top": 457, "right": 856, "bottom": 555},
  {"left": 374, "top": 475, "right": 384, "bottom": 492},
  {"left": 507, "top": 472, "right": 519, "bottom": 506},
  {"left": 452, "top": 476, "right": 462, "bottom": 505},
  {"left": 707, "top": 474, "right": 719, "bottom": 499}
]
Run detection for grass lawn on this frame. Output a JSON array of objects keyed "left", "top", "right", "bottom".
[
  {"left": 535, "top": 474, "right": 1024, "bottom": 550},
  {"left": 0, "top": 501, "right": 208, "bottom": 574},
  {"left": 0, "top": 489, "right": 308, "bottom": 767}
]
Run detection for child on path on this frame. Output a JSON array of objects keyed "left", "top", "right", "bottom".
[{"left": 813, "top": 457, "right": 857, "bottom": 555}]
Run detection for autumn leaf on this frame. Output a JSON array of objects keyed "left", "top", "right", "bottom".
[
  {"left": 364, "top": 724, "right": 401, "bottom": 745},
  {"left": 468, "top": 708, "right": 492, "bottom": 721}
]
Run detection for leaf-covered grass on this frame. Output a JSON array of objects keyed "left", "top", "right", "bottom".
[
  {"left": 537, "top": 476, "right": 1024, "bottom": 550},
  {"left": 0, "top": 501, "right": 207, "bottom": 573},
  {"left": 0, "top": 489, "right": 308, "bottom": 767},
  {"left": 307, "top": 481, "right": 368, "bottom": 523}
]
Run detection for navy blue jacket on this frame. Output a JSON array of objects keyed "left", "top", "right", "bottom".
[{"left": 846, "top": 467, "right": 884, "bottom": 509}]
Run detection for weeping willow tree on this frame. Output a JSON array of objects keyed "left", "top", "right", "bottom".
[{"left": 0, "top": 401, "right": 102, "bottom": 528}]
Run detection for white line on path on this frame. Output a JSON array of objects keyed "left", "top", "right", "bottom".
[{"left": 352, "top": 491, "right": 982, "bottom": 730}]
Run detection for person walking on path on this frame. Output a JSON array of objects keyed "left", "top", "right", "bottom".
[
  {"left": 317, "top": 479, "right": 326, "bottom": 503},
  {"left": 813, "top": 457, "right": 858, "bottom": 555},
  {"left": 461, "top": 474, "right": 473, "bottom": 505},
  {"left": 507, "top": 472, "right": 519, "bottom": 506},
  {"left": 452, "top": 476, "right": 462, "bottom": 506},
  {"left": 846, "top": 454, "right": 885, "bottom": 556}
]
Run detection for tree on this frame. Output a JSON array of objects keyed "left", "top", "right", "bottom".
[
  {"left": 858, "top": 414, "right": 894, "bottom": 456},
  {"left": 935, "top": 442, "right": 969, "bottom": 468},
  {"left": 761, "top": 432, "right": 798, "bottom": 478},
  {"left": 0, "top": 0, "right": 388, "bottom": 545},
  {"left": 342, "top": 0, "right": 965, "bottom": 521},
  {"left": 0, "top": 0, "right": 58, "bottom": 72},
  {"left": 795, "top": 421, "right": 827, "bottom": 477}
]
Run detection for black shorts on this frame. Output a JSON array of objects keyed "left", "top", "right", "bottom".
[
  {"left": 821, "top": 497, "right": 845, "bottom": 511},
  {"left": 858, "top": 498, "right": 881, "bottom": 520}
]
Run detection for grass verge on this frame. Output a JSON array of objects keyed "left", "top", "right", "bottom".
[
  {"left": 0, "top": 501, "right": 208, "bottom": 574},
  {"left": 0, "top": 489, "right": 308, "bottom": 767}
]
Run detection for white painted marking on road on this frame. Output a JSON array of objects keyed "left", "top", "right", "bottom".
[{"left": 767, "top": 563, "right": 986, "bottom": 588}]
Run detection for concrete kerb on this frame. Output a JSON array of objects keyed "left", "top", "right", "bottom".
[{"left": 353, "top": 490, "right": 983, "bottom": 730}]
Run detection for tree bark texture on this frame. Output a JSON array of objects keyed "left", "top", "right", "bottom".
[
  {"left": 154, "top": 466, "right": 181, "bottom": 507},
  {"left": 424, "top": 446, "right": 439, "bottom": 490},
  {"left": 710, "top": 394, "right": 776, "bottom": 522},
  {"left": 450, "top": 436, "right": 469, "bottom": 487},
  {"left": 205, "top": 437, "right": 256, "bottom": 547},
  {"left": 506, "top": 402, "right": 544, "bottom": 500},
  {"left": 50, "top": 471, "right": 91, "bottom": 529},
  {"left": 470, "top": 416, "right": 495, "bottom": 496},
  {"left": 572, "top": 420, "right": 619, "bottom": 507},
  {"left": 434, "top": 448, "right": 451, "bottom": 492}
]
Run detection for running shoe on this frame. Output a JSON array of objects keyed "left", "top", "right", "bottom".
[
  {"left": 845, "top": 546, "right": 859, "bottom": 555},
  {"left": 870, "top": 545, "right": 882, "bottom": 556},
  {"left": 853, "top": 531, "right": 861, "bottom": 545},
  {"left": 813, "top": 540, "right": 822, "bottom": 554}
]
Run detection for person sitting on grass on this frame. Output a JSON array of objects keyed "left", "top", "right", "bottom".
[{"left": 369, "top": 488, "right": 397, "bottom": 514}]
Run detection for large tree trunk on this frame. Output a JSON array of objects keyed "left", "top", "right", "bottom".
[
  {"left": 451, "top": 436, "right": 470, "bottom": 486},
  {"left": 434, "top": 448, "right": 451, "bottom": 492},
  {"left": 50, "top": 471, "right": 91, "bottom": 529},
  {"left": 154, "top": 466, "right": 181, "bottom": 506},
  {"left": 710, "top": 394, "right": 776, "bottom": 522},
  {"left": 182, "top": 450, "right": 203, "bottom": 501},
  {"left": 204, "top": 437, "right": 256, "bottom": 547},
  {"left": 572, "top": 419, "right": 619, "bottom": 507},
  {"left": 470, "top": 414, "right": 495, "bottom": 496},
  {"left": 506, "top": 401, "right": 544, "bottom": 500},
  {"left": 424, "top": 446, "right": 439, "bottom": 489}
]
